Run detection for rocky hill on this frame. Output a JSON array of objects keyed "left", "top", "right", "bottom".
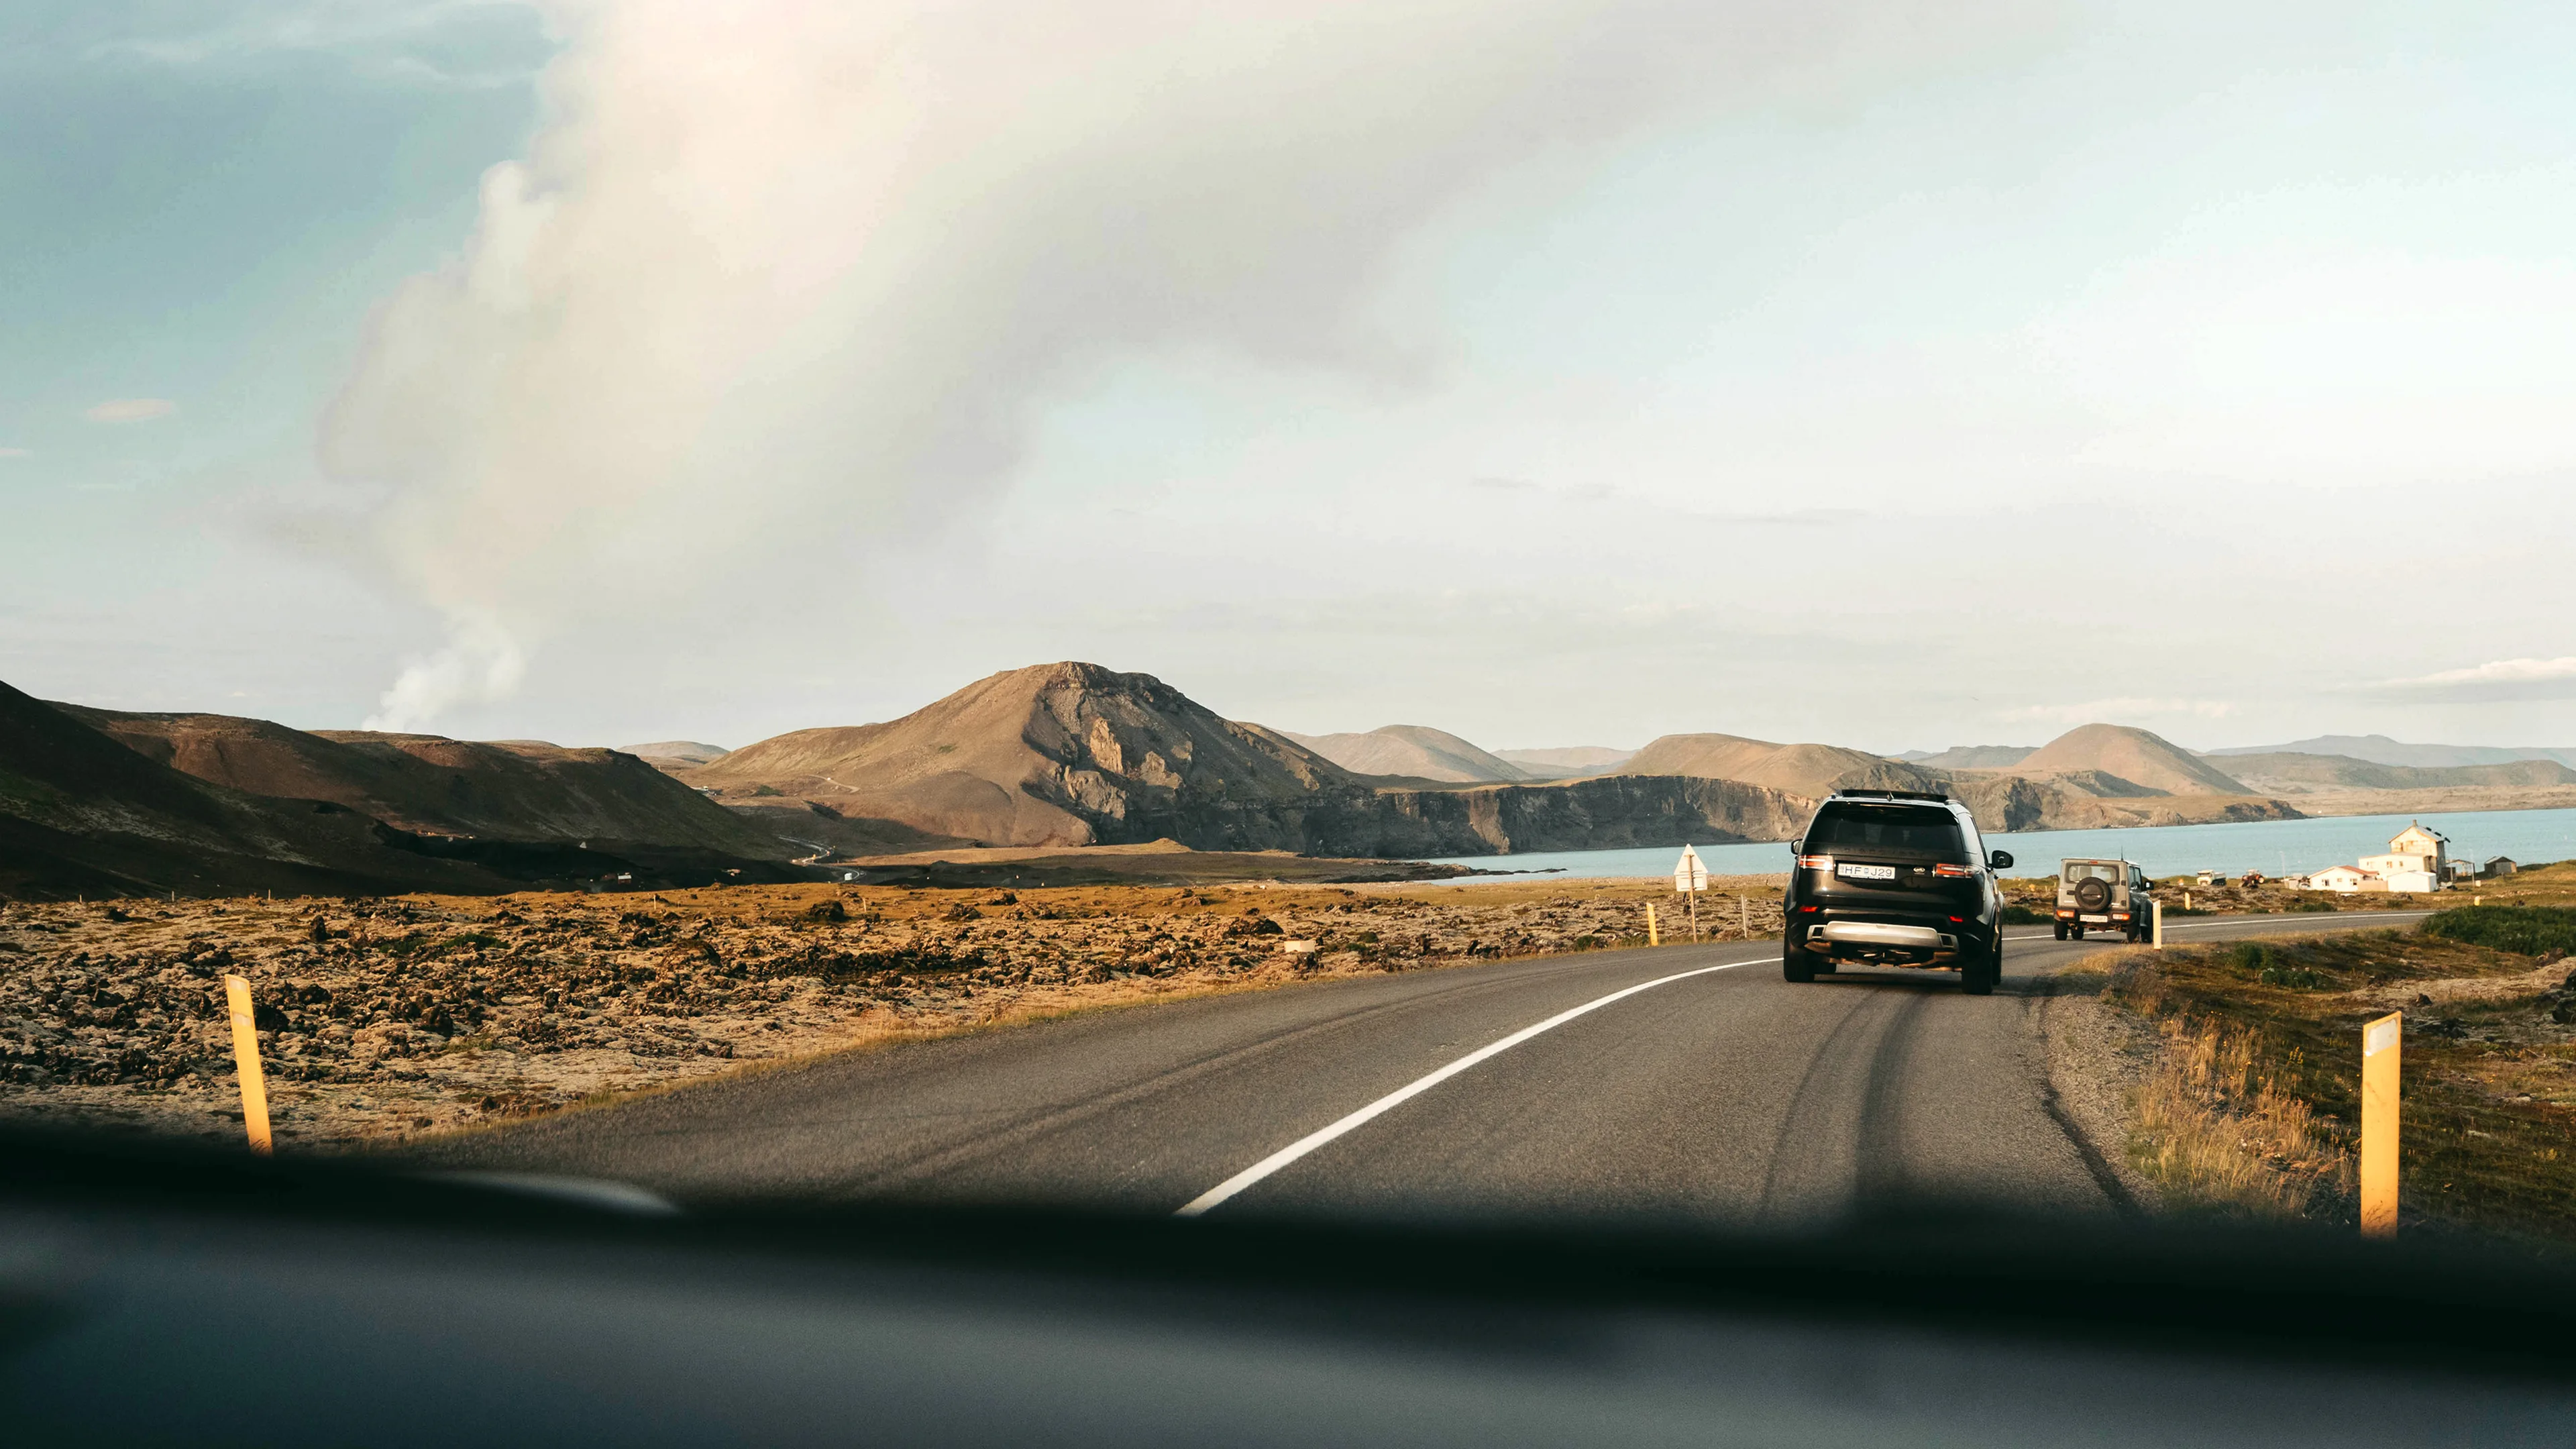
[
  {"left": 2013, "top": 723, "right": 2251, "bottom": 795},
  {"left": 1285, "top": 724, "right": 1534, "bottom": 783},
  {"left": 62, "top": 707, "right": 794, "bottom": 861},
  {"left": 0, "top": 682, "right": 519, "bottom": 899},
  {"left": 1617, "top": 733, "right": 1943, "bottom": 799},
  {"left": 692, "top": 662, "right": 1371, "bottom": 853}
]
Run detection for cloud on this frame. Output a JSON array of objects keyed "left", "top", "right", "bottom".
[
  {"left": 2000, "top": 697, "right": 2235, "bottom": 725},
  {"left": 83, "top": 398, "right": 175, "bottom": 423},
  {"left": 72, "top": 1, "right": 553, "bottom": 90},
  {"left": 313, "top": 0, "right": 2048, "bottom": 728},
  {"left": 2371, "top": 657, "right": 2576, "bottom": 704}
]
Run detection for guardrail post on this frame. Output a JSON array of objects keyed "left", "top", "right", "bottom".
[
  {"left": 1646, "top": 903, "right": 1659, "bottom": 947},
  {"left": 2363, "top": 1011, "right": 2402, "bottom": 1238},
  {"left": 2151, "top": 899, "right": 2164, "bottom": 949},
  {"left": 224, "top": 974, "right": 273, "bottom": 1155}
]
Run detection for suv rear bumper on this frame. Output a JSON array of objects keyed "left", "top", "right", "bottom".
[{"left": 1794, "top": 914, "right": 1972, "bottom": 965}]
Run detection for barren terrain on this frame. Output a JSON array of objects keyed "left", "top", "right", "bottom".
[{"left": 0, "top": 876, "right": 1784, "bottom": 1148}]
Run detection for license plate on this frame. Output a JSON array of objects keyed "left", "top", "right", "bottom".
[
  {"left": 1837, "top": 863, "right": 1896, "bottom": 881},
  {"left": 2081, "top": 914, "right": 2110, "bottom": 923}
]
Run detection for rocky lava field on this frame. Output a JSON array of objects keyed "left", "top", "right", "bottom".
[{"left": 0, "top": 879, "right": 1785, "bottom": 1147}]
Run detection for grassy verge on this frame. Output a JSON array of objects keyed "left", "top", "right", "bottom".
[{"left": 2098, "top": 914, "right": 2576, "bottom": 1241}]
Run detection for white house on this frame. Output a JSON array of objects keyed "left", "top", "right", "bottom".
[
  {"left": 2384, "top": 870, "right": 2441, "bottom": 894},
  {"left": 2307, "top": 865, "right": 2375, "bottom": 894},
  {"left": 2361, "top": 822, "right": 2449, "bottom": 880}
]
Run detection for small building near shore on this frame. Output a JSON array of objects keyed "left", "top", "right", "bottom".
[
  {"left": 2385, "top": 869, "right": 2440, "bottom": 894},
  {"left": 2308, "top": 865, "right": 2376, "bottom": 894},
  {"left": 2487, "top": 856, "right": 2521, "bottom": 877}
]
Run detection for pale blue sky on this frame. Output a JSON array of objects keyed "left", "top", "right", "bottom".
[{"left": 9, "top": 2, "right": 2576, "bottom": 756}]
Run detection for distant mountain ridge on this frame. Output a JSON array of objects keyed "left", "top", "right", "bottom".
[
  {"left": 1495, "top": 746, "right": 1633, "bottom": 777},
  {"left": 1911, "top": 745, "right": 2037, "bottom": 769},
  {"left": 2213, "top": 752, "right": 2576, "bottom": 794},
  {"left": 2012, "top": 723, "right": 2253, "bottom": 796},
  {"left": 2207, "top": 735, "right": 2576, "bottom": 769},
  {"left": 1285, "top": 724, "right": 1534, "bottom": 783},
  {"left": 689, "top": 663, "right": 1809, "bottom": 857},
  {"left": 1616, "top": 733, "right": 1942, "bottom": 799}
]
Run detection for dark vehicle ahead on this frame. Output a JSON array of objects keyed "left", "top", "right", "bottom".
[{"left": 1782, "top": 789, "right": 2012, "bottom": 994}]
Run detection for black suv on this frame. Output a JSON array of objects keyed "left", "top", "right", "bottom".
[{"left": 1782, "top": 789, "right": 2012, "bottom": 994}]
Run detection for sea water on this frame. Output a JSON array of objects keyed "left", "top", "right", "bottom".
[{"left": 1419, "top": 806, "right": 2576, "bottom": 882}]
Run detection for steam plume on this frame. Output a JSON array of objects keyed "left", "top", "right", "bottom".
[{"left": 321, "top": 0, "right": 2027, "bottom": 726}]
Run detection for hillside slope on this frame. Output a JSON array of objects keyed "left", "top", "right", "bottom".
[
  {"left": 0, "top": 683, "right": 518, "bottom": 899},
  {"left": 1617, "top": 733, "right": 1943, "bottom": 798},
  {"left": 1285, "top": 725, "right": 1533, "bottom": 783},
  {"left": 2015, "top": 724, "right": 2251, "bottom": 795},
  {"left": 63, "top": 707, "right": 793, "bottom": 860},
  {"left": 694, "top": 662, "right": 1371, "bottom": 852}
]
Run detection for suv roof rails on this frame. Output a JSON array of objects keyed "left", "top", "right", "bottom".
[{"left": 1827, "top": 788, "right": 1954, "bottom": 804}]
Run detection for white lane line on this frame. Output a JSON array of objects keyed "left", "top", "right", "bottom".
[{"left": 1175, "top": 955, "right": 1765, "bottom": 1217}]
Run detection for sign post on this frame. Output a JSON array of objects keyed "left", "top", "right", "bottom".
[
  {"left": 1673, "top": 845, "right": 1709, "bottom": 941},
  {"left": 2362, "top": 1011, "right": 2402, "bottom": 1238}
]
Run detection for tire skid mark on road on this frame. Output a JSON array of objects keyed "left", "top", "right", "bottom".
[
  {"left": 1755, "top": 985, "right": 1889, "bottom": 1222},
  {"left": 1854, "top": 989, "right": 1936, "bottom": 1204},
  {"left": 840, "top": 949, "right": 1729, "bottom": 1199}
]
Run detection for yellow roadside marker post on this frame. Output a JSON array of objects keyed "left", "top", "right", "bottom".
[
  {"left": 2362, "top": 1011, "right": 2402, "bottom": 1238},
  {"left": 1646, "top": 904, "right": 1660, "bottom": 947},
  {"left": 224, "top": 975, "right": 274, "bottom": 1155}
]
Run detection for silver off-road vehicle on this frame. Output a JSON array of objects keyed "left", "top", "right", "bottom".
[{"left": 2055, "top": 859, "right": 2153, "bottom": 942}]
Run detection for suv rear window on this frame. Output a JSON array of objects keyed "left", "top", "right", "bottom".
[
  {"left": 1805, "top": 805, "right": 1964, "bottom": 859},
  {"left": 2064, "top": 863, "right": 2120, "bottom": 883}
]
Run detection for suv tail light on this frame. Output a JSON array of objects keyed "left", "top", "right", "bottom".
[
  {"left": 1933, "top": 863, "right": 1974, "bottom": 877},
  {"left": 1794, "top": 855, "right": 1833, "bottom": 870}
]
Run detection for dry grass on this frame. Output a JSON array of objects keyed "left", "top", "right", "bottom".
[
  {"left": 2129, "top": 1006, "right": 2351, "bottom": 1218},
  {"left": 2102, "top": 928, "right": 2576, "bottom": 1240}
]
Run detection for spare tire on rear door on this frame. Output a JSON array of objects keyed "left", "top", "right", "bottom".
[{"left": 2073, "top": 877, "right": 2112, "bottom": 912}]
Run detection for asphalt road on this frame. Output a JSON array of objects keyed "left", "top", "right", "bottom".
[{"left": 415, "top": 910, "right": 2433, "bottom": 1223}]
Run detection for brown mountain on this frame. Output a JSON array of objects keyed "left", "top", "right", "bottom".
[
  {"left": 62, "top": 707, "right": 794, "bottom": 861},
  {"left": 1285, "top": 724, "right": 1534, "bottom": 783},
  {"left": 0, "top": 681, "right": 521, "bottom": 899},
  {"left": 1616, "top": 733, "right": 1943, "bottom": 799},
  {"left": 694, "top": 662, "right": 1364, "bottom": 853},
  {"left": 2014, "top": 724, "right": 2251, "bottom": 795}
]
